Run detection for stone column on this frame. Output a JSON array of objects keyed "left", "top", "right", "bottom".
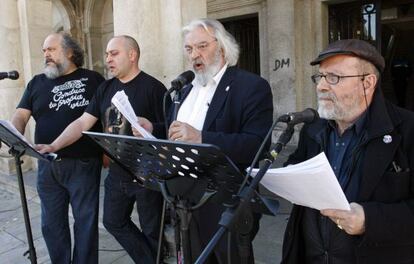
[
  {"left": 113, "top": 0, "right": 206, "bottom": 87},
  {"left": 0, "top": 0, "right": 24, "bottom": 121},
  {"left": 266, "top": 0, "right": 326, "bottom": 143},
  {"left": 0, "top": 0, "right": 52, "bottom": 174},
  {"left": 0, "top": 0, "right": 26, "bottom": 173},
  {"left": 293, "top": 0, "right": 325, "bottom": 112},
  {"left": 267, "top": 0, "right": 297, "bottom": 117}
]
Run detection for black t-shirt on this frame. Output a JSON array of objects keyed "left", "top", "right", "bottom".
[
  {"left": 17, "top": 68, "right": 104, "bottom": 158},
  {"left": 86, "top": 71, "right": 168, "bottom": 178}
]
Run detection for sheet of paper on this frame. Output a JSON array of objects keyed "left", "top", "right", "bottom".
[
  {"left": 111, "top": 90, "right": 155, "bottom": 139},
  {"left": 251, "top": 152, "right": 350, "bottom": 211}
]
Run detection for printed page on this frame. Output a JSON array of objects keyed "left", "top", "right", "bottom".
[
  {"left": 250, "top": 152, "right": 350, "bottom": 211},
  {"left": 111, "top": 90, "right": 156, "bottom": 139}
]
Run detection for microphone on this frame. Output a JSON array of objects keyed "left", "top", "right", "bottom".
[
  {"left": 278, "top": 108, "right": 319, "bottom": 125},
  {"left": 0, "top": 71, "right": 19, "bottom": 80},
  {"left": 170, "top": 70, "right": 195, "bottom": 92},
  {"left": 169, "top": 71, "right": 195, "bottom": 122},
  {"left": 241, "top": 108, "right": 318, "bottom": 193}
]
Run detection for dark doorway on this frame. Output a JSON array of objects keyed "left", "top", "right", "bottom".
[
  {"left": 328, "top": 1, "right": 379, "bottom": 47},
  {"left": 381, "top": 2, "right": 414, "bottom": 110},
  {"left": 328, "top": 0, "right": 414, "bottom": 111},
  {"left": 220, "top": 14, "right": 260, "bottom": 75}
]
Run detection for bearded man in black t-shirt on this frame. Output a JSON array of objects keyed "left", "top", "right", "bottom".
[
  {"left": 11, "top": 33, "right": 104, "bottom": 264},
  {"left": 36, "top": 35, "right": 171, "bottom": 264}
]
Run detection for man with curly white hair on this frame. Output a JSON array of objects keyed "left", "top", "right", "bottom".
[{"left": 137, "top": 18, "right": 273, "bottom": 263}]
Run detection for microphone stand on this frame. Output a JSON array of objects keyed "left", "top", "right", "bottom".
[
  {"left": 8, "top": 146, "right": 37, "bottom": 264},
  {"left": 171, "top": 90, "right": 181, "bottom": 122},
  {"left": 157, "top": 88, "right": 182, "bottom": 264},
  {"left": 195, "top": 123, "right": 295, "bottom": 264}
]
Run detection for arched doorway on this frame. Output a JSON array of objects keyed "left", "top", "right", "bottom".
[
  {"left": 86, "top": 0, "right": 114, "bottom": 76},
  {"left": 51, "top": 0, "right": 114, "bottom": 76}
]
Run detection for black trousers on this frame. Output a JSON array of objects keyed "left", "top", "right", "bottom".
[
  {"left": 103, "top": 173, "right": 163, "bottom": 264},
  {"left": 189, "top": 201, "right": 261, "bottom": 264}
]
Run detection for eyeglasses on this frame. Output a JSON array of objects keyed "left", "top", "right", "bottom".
[
  {"left": 311, "top": 73, "right": 369, "bottom": 85},
  {"left": 184, "top": 39, "right": 217, "bottom": 55}
]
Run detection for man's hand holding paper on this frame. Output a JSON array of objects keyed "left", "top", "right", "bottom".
[
  {"left": 321, "top": 202, "right": 366, "bottom": 235},
  {"left": 132, "top": 117, "right": 154, "bottom": 137},
  {"left": 111, "top": 90, "right": 155, "bottom": 139}
]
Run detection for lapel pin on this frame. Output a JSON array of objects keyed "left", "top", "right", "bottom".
[
  {"left": 225, "top": 86, "right": 230, "bottom": 92},
  {"left": 383, "top": 135, "right": 392, "bottom": 144}
]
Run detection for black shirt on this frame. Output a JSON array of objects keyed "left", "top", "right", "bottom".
[
  {"left": 86, "top": 71, "right": 168, "bottom": 179},
  {"left": 17, "top": 68, "right": 104, "bottom": 158}
]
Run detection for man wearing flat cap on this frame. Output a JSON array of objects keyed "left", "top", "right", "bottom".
[{"left": 281, "top": 39, "right": 414, "bottom": 264}]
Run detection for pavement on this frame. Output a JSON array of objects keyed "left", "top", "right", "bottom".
[{"left": 0, "top": 148, "right": 293, "bottom": 264}]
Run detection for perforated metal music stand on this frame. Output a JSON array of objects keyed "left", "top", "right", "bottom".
[
  {"left": 83, "top": 131, "right": 245, "bottom": 262},
  {"left": 83, "top": 131, "right": 243, "bottom": 197},
  {"left": 0, "top": 121, "right": 56, "bottom": 264}
]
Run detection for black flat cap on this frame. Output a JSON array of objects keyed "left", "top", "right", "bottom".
[{"left": 310, "top": 39, "right": 385, "bottom": 72}]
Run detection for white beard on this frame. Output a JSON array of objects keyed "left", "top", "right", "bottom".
[{"left": 194, "top": 50, "right": 223, "bottom": 86}]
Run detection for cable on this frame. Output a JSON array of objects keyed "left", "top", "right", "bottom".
[{"left": 162, "top": 91, "right": 172, "bottom": 138}]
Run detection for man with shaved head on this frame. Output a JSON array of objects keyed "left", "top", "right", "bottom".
[
  {"left": 36, "top": 35, "right": 170, "bottom": 263},
  {"left": 12, "top": 32, "right": 104, "bottom": 263}
]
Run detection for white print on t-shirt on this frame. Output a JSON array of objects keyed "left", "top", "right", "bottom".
[{"left": 49, "top": 78, "right": 90, "bottom": 111}]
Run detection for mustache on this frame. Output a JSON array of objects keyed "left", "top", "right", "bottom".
[
  {"left": 317, "top": 92, "right": 336, "bottom": 101},
  {"left": 45, "top": 58, "right": 55, "bottom": 65},
  {"left": 192, "top": 59, "right": 203, "bottom": 65}
]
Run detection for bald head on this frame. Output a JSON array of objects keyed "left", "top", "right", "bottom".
[
  {"left": 105, "top": 35, "right": 141, "bottom": 82},
  {"left": 112, "top": 35, "right": 140, "bottom": 62}
]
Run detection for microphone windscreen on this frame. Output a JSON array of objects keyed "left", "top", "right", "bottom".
[{"left": 8, "top": 71, "right": 19, "bottom": 80}]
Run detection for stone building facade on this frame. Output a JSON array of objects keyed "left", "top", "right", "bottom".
[{"left": 1, "top": 0, "right": 413, "bottom": 173}]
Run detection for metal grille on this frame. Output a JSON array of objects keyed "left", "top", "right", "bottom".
[{"left": 329, "top": 1, "right": 378, "bottom": 47}]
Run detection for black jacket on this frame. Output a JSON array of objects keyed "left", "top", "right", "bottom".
[{"left": 281, "top": 89, "right": 414, "bottom": 264}]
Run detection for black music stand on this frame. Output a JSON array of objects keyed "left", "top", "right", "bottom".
[
  {"left": 84, "top": 131, "right": 263, "bottom": 263},
  {"left": 0, "top": 121, "right": 56, "bottom": 264}
]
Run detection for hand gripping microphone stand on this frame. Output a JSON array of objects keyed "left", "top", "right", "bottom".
[{"left": 195, "top": 109, "right": 319, "bottom": 264}]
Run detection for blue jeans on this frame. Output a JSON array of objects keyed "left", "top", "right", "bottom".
[
  {"left": 37, "top": 157, "right": 101, "bottom": 264},
  {"left": 103, "top": 173, "right": 163, "bottom": 264}
]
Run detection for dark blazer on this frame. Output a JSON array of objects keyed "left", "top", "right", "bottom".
[
  {"left": 180, "top": 66, "right": 274, "bottom": 169},
  {"left": 178, "top": 66, "right": 273, "bottom": 263},
  {"left": 281, "top": 89, "right": 414, "bottom": 264}
]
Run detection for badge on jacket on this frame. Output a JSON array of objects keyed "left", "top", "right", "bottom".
[{"left": 383, "top": 135, "right": 392, "bottom": 144}]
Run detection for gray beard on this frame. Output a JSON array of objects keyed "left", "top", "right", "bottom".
[
  {"left": 317, "top": 92, "right": 361, "bottom": 121},
  {"left": 43, "top": 60, "right": 69, "bottom": 79}
]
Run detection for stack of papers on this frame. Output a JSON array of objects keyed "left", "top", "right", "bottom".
[
  {"left": 251, "top": 153, "right": 350, "bottom": 211},
  {"left": 111, "top": 91, "right": 155, "bottom": 139}
]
